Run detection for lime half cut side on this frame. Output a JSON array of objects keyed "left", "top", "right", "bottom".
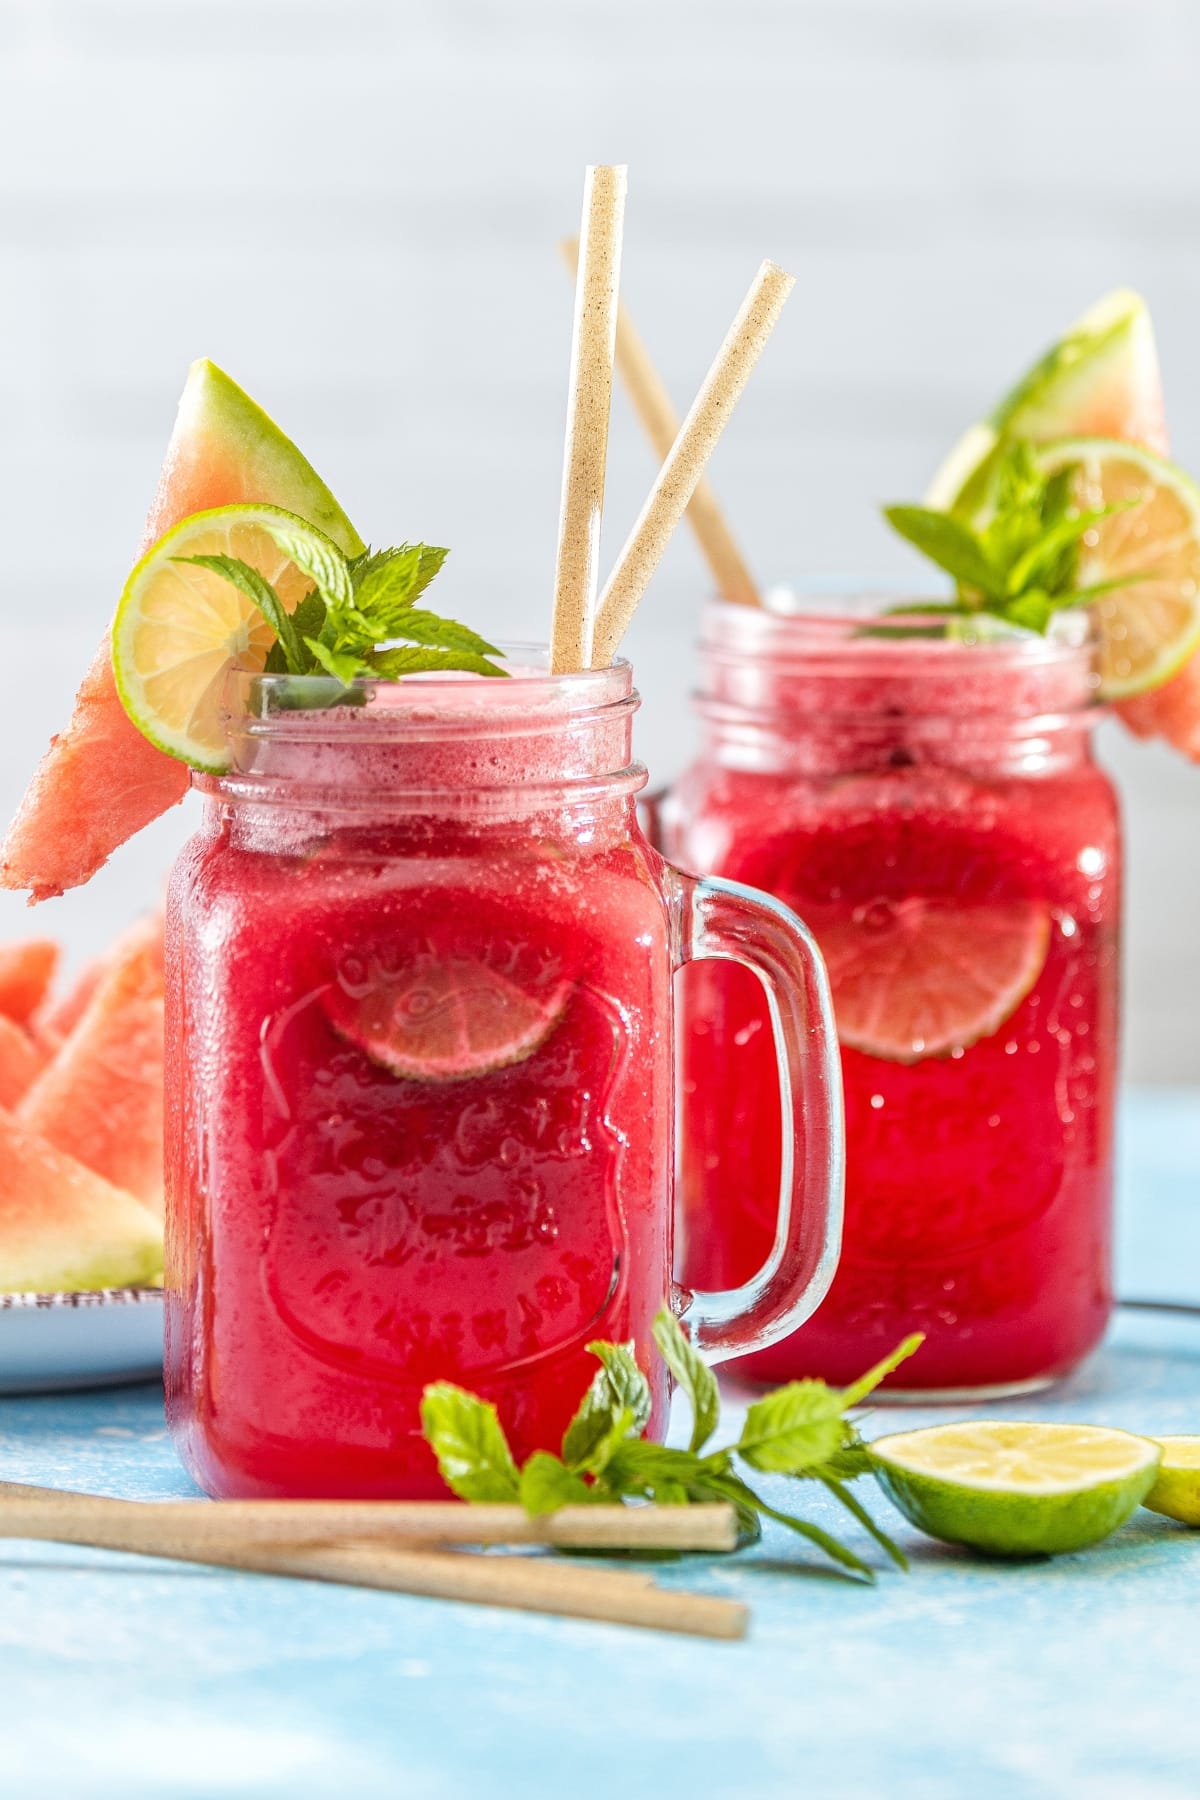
[
  {"left": 870, "top": 1421, "right": 1161, "bottom": 1556},
  {"left": 111, "top": 503, "right": 346, "bottom": 773},
  {"left": 1035, "top": 439, "right": 1200, "bottom": 700},
  {"left": 1143, "top": 1436, "right": 1200, "bottom": 1525}
]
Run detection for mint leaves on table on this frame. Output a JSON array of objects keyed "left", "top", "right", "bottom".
[
  {"left": 420, "top": 1308, "right": 922, "bottom": 1581},
  {"left": 175, "top": 525, "right": 507, "bottom": 687},
  {"left": 883, "top": 439, "right": 1147, "bottom": 634}
]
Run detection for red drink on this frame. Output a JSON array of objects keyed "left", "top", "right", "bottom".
[
  {"left": 165, "top": 658, "right": 842, "bottom": 1496},
  {"left": 666, "top": 603, "right": 1120, "bottom": 1396}
]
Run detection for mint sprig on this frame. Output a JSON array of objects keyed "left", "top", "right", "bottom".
[
  {"left": 883, "top": 439, "right": 1149, "bottom": 634},
  {"left": 420, "top": 1309, "right": 922, "bottom": 1580},
  {"left": 175, "top": 524, "right": 507, "bottom": 688}
]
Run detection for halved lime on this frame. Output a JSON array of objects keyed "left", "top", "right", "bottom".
[
  {"left": 870, "top": 1421, "right": 1161, "bottom": 1556},
  {"left": 111, "top": 503, "right": 345, "bottom": 772},
  {"left": 325, "top": 954, "right": 573, "bottom": 1082},
  {"left": 927, "top": 288, "right": 1168, "bottom": 518},
  {"left": 1035, "top": 439, "right": 1200, "bottom": 699},
  {"left": 818, "top": 897, "right": 1050, "bottom": 1064},
  {"left": 1142, "top": 1436, "right": 1200, "bottom": 1525}
]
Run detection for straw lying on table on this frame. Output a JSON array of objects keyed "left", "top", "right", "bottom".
[
  {"left": 0, "top": 1481, "right": 747, "bottom": 1640},
  {"left": 560, "top": 236, "right": 759, "bottom": 608},
  {"left": 549, "top": 164, "right": 627, "bottom": 674},
  {"left": 589, "top": 259, "right": 793, "bottom": 668}
]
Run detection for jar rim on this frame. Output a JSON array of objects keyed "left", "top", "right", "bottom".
[
  {"left": 231, "top": 644, "right": 635, "bottom": 736},
  {"left": 701, "top": 594, "right": 1096, "bottom": 674}
]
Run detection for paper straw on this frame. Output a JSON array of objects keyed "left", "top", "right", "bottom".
[
  {"left": 549, "top": 165, "right": 627, "bottom": 673},
  {"left": 590, "top": 260, "right": 794, "bottom": 667},
  {"left": 560, "top": 238, "right": 759, "bottom": 607},
  {"left": 0, "top": 1482, "right": 739, "bottom": 1553}
]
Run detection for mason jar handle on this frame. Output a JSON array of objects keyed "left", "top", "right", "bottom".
[{"left": 668, "top": 868, "right": 844, "bottom": 1362}]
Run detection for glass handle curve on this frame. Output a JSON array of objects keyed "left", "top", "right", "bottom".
[{"left": 669, "top": 868, "right": 844, "bottom": 1363}]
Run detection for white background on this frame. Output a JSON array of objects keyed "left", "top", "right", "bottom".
[{"left": 0, "top": 0, "right": 1196, "bottom": 1078}]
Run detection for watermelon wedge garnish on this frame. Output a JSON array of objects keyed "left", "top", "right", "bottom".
[
  {"left": 326, "top": 955, "right": 573, "bottom": 1082},
  {"left": 0, "top": 361, "right": 363, "bottom": 900},
  {"left": 926, "top": 288, "right": 1169, "bottom": 519}
]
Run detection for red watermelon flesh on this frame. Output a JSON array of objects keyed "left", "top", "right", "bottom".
[
  {"left": 33, "top": 954, "right": 103, "bottom": 1044},
  {"left": 0, "top": 1105, "right": 162, "bottom": 1293},
  {"left": 18, "top": 916, "right": 164, "bottom": 1216},
  {"left": 1117, "top": 654, "right": 1200, "bottom": 761},
  {"left": 0, "top": 1013, "right": 48, "bottom": 1108},
  {"left": 0, "top": 360, "right": 363, "bottom": 901},
  {"left": 0, "top": 939, "right": 59, "bottom": 1025}
]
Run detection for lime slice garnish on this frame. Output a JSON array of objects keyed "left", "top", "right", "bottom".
[
  {"left": 927, "top": 288, "right": 1168, "bottom": 517},
  {"left": 1142, "top": 1436, "right": 1200, "bottom": 1526},
  {"left": 1035, "top": 438, "right": 1200, "bottom": 699},
  {"left": 870, "top": 1421, "right": 1161, "bottom": 1556},
  {"left": 111, "top": 503, "right": 346, "bottom": 772},
  {"left": 325, "top": 954, "right": 573, "bottom": 1082},
  {"left": 816, "top": 897, "right": 1050, "bottom": 1065}
]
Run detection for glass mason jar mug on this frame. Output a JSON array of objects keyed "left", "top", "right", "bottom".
[
  {"left": 664, "top": 600, "right": 1120, "bottom": 1398},
  {"left": 164, "top": 652, "right": 843, "bottom": 1498}
]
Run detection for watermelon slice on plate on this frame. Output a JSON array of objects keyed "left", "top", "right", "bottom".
[
  {"left": 0, "top": 940, "right": 59, "bottom": 1026},
  {"left": 0, "top": 1013, "right": 49, "bottom": 1109},
  {"left": 0, "top": 360, "right": 363, "bottom": 900},
  {"left": 0, "top": 1106, "right": 162, "bottom": 1294},
  {"left": 18, "top": 916, "right": 164, "bottom": 1216}
]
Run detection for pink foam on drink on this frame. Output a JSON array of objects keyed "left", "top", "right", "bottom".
[{"left": 224, "top": 658, "right": 638, "bottom": 801}]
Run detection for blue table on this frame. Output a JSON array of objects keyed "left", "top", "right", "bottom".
[{"left": 2, "top": 1090, "right": 1199, "bottom": 1800}]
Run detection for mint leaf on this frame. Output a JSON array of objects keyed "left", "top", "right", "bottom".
[
  {"left": 1004, "top": 590, "right": 1054, "bottom": 633},
  {"left": 737, "top": 1380, "right": 846, "bottom": 1475},
  {"left": 173, "top": 554, "right": 307, "bottom": 674},
  {"left": 652, "top": 1308, "right": 719, "bottom": 1453},
  {"left": 817, "top": 1433, "right": 874, "bottom": 1482},
  {"left": 599, "top": 1439, "right": 707, "bottom": 1503},
  {"left": 369, "top": 646, "right": 507, "bottom": 680},
  {"left": 419, "top": 1382, "right": 520, "bottom": 1502},
  {"left": 588, "top": 1342, "right": 653, "bottom": 1433},
  {"left": 883, "top": 440, "right": 1151, "bottom": 638},
  {"left": 261, "top": 519, "right": 354, "bottom": 612},
  {"left": 289, "top": 586, "right": 329, "bottom": 645},
  {"left": 376, "top": 610, "right": 504, "bottom": 660},
  {"left": 819, "top": 1476, "right": 908, "bottom": 1571},
  {"left": 420, "top": 1328, "right": 921, "bottom": 1580},
  {"left": 519, "top": 1451, "right": 596, "bottom": 1514},
  {"left": 353, "top": 543, "right": 450, "bottom": 621},
  {"left": 839, "top": 1333, "right": 924, "bottom": 1411},
  {"left": 562, "top": 1341, "right": 651, "bottom": 1468},
  {"left": 882, "top": 506, "right": 999, "bottom": 597},
  {"left": 304, "top": 639, "right": 369, "bottom": 686},
  {"left": 1004, "top": 499, "right": 1136, "bottom": 597},
  {"left": 746, "top": 1484, "right": 874, "bottom": 1580},
  {"left": 574, "top": 1407, "right": 638, "bottom": 1479}
]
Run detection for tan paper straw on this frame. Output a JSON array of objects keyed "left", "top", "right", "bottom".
[
  {"left": 561, "top": 237, "right": 759, "bottom": 607},
  {"left": 590, "top": 259, "right": 794, "bottom": 668},
  {"left": 0, "top": 1482, "right": 739, "bottom": 1554},
  {"left": 0, "top": 1483, "right": 748, "bottom": 1639},
  {"left": 549, "top": 165, "right": 627, "bottom": 673}
]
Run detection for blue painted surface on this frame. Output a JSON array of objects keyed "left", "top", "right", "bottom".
[{"left": 1, "top": 1089, "right": 1198, "bottom": 1800}]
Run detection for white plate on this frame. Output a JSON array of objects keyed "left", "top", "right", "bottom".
[{"left": 0, "top": 1288, "right": 164, "bottom": 1394}]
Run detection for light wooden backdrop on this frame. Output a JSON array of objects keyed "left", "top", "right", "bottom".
[{"left": 0, "top": 0, "right": 1196, "bottom": 1079}]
